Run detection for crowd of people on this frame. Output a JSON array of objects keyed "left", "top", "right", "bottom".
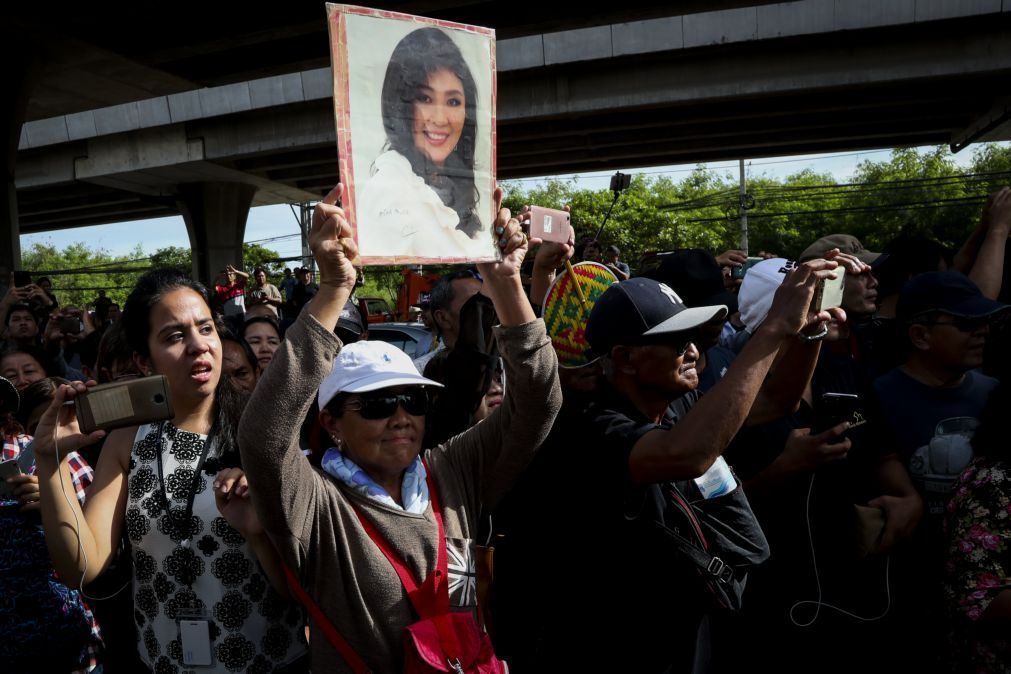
[
  {"left": 1, "top": 181, "right": 1008, "bottom": 673},
  {"left": 4, "top": 50, "right": 1011, "bottom": 663}
]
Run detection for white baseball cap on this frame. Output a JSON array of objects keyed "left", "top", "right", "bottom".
[
  {"left": 318, "top": 341, "right": 443, "bottom": 409},
  {"left": 738, "top": 258, "right": 792, "bottom": 333}
]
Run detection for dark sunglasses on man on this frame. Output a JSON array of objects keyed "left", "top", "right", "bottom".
[
  {"left": 630, "top": 331, "right": 699, "bottom": 357},
  {"left": 344, "top": 389, "right": 430, "bottom": 420}
]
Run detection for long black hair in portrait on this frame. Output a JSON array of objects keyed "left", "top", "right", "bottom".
[{"left": 380, "top": 27, "right": 482, "bottom": 238}]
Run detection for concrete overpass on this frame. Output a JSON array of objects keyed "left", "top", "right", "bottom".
[{"left": 7, "top": 0, "right": 1011, "bottom": 281}]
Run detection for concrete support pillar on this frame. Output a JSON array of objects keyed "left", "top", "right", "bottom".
[
  {"left": 177, "top": 182, "right": 256, "bottom": 286},
  {"left": 1, "top": 37, "right": 36, "bottom": 279}
]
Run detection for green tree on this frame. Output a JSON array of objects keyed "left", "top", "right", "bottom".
[
  {"left": 149, "top": 246, "right": 192, "bottom": 272},
  {"left": 242, "top": 243, "right": 287, "bottom": 279},
  {"left": 19, "top": 241, "right": 286, "bottom": 307},
  {"left": 148, "top": 244, "right": 288, "bottom": 281},
  {"left": 20, "top": 242, "right": 148, "bottom": 307}
]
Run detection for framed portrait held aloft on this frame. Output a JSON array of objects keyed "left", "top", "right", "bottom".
[{"left": 327, "top": 4, "right": 498, "bottom": 265}]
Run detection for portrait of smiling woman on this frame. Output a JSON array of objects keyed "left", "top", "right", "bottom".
[{"left": 330, "top": 8, "right": 496, "bottom": 262}]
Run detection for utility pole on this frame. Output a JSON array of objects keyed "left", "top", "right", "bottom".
[{"left": 738, "top": 159, "right": 749, "bottom": 255}]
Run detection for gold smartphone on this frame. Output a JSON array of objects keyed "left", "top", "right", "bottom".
[
  {"left": 76, "top": 375, "right": 174, "bottom": 434},
  {"left": 814, "top": 267, "right": 846, "bottom": 312}
]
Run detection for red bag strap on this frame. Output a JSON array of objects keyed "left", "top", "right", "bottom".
[
  {"left": 282, "top": 563, "right": 371, "bottom": 674},
  {"left": 352, "top": 459, "right": 460, "bottom": 660}
]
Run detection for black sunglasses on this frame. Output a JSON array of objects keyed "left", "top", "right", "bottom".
[
  {"left": 631, "top": 332, "right": 698, "bottom": 357},
  {"left": 344, "top": 389, "right": 430, "bottom": 420}
]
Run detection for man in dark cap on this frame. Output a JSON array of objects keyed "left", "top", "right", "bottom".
[
  {"left": 642, "top": 249, "right": 740, "bottom": 391},
  {"left": 289, "top": 267, "right": 319, "bottom": 317},
  {"left": 872, "top": 270, "right": 1007, "bottom": 674},
  {"left": 875, "top": 271, "right": 1007, "bottom": 476},
  {"left": 494, "top": 260, "right": 842, "bottom": 672}
]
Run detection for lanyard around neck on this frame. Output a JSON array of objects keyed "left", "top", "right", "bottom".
[{"left": 153, "top": 421, "right": 214, "bottom": 585}]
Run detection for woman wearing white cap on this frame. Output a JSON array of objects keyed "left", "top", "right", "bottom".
[{"left": 237, "top": 184, "right": 561, "bottom": 672}]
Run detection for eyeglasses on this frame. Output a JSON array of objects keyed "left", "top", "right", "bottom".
[
  {"left": 632, "top": 333, "right": 697, "bottom": 357},
  {"left": 670, "top": 339, "right": 696, "bottom": 358},
  {"left": 344, "top": 389, "right": 430, "bottom": 420}
]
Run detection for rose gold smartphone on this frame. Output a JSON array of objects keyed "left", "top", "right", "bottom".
[{"left": 528, "top": 206, "right": 571, "bottom": 243}]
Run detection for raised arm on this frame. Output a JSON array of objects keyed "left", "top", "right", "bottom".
[
  {"left": 226, "top": 264, "right": 250, "bottom": 282},
  {"left": 238, "top": 184, "right": 355, "bottom": 551},
  {"left": 436, "top": 189, "right": 562, "bottom": 506},
  {"left": 629, "top": 259, "right": 840, "bottom": 483},
  {"left": 477, "top": 189, "right": 536, "bottom": 327},
  {"left": 968, "top": 187, "right": 1010, "bottom": 300},
  {"left": 528, "top": 238, "right": 575, "bottom": 313},
  {"left": 747, "top": 250, "right": 856, "bottom": 424},
  {"left": 34, "top": 382, "right": 129, "bottom": 585}
]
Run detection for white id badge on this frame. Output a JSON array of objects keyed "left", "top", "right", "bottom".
[{"left": 179, "top": 619, "right": 212, "bottom": 666}]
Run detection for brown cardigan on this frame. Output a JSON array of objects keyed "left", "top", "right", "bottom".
[{"left": 239, "top": 312, "right": 561, "bottom": 673}]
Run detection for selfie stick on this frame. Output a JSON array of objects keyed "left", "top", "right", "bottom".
[
  {"left": 593, "top": 193, "right": 621, "bottom": 243},
  {"left": 565, "top": 259, "right": 588, "bottom": 305},
  {"left": 593, "top": 172, "right": 630, "bottom": 242}
]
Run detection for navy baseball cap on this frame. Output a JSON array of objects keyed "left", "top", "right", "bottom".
[
  {"left": 585, "top": 277, "right": 728, "bottom": 356},
  {"left": 640, "top": 249, "right": 738, "bottom": 314},
  {"left": 897, "top": 271, "right": 1008, "bottom": 321}
]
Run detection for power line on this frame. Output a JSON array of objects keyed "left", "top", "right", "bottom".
[
  {"left": 656, "top": 169, "right": 1011, "bottom": 214},
  {"left": 502, "top": 149, "right": 909, "bottom": 183},
  {"left": 245, "top": 233, "right": 301, "bottom": 245},
  {"left": 682, "top": 195, "right": 987, "bottom": 224}
]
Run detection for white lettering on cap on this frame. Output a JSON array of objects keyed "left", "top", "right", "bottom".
[{"left": 658, "top": 283, "right": 682, "bottom": 305}]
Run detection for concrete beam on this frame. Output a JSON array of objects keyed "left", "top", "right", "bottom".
[
  {"left": 2, "top": 34, "right": 37, "bottom": 277},
  {"left": 178, "top": 182, "right": 255, "bottom": 286},
  {"left": 951, "top": 95, "right": 1011, "bottom": 151},
  {"left": 497, "top": 21, "right": 1011, "bottom": 120},
  {"left": 18, "top": 0, "right": 1007, "bottom": 151}
]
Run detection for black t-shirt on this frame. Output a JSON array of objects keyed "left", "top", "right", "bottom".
[
  {"left": 290, "top": 282, "right": 318, "bottom": 313},
  {"left": 492, "top": 383, "right": 707, "bottom": 673},
  {"left": 697, "top": 344, "right": 736, "bottom": 393},
  {"left": 724, "top": 345, "right": 890, "bottom": 617}
]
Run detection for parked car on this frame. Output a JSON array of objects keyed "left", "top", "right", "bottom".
[{"left": 368, "top": 322, "right": 436, "bottom": 359}]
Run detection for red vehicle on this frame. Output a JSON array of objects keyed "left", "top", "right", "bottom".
[
  {"left": 357, "top": 268, "right": 440, "bottom": 324},
  {"left": 357, "top": 297, "right": 394, "bottom": 324}
]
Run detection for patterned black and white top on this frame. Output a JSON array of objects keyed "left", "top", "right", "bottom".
[{"left": 126, "top": 421, "right": 306, "bottom": 673}]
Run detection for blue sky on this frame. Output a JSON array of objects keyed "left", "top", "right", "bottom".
[{"left": 20, "top": 145, "right": 983, "bottom": 262}]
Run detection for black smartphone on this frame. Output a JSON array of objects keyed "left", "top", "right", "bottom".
[
  {"left": 60, "top": 316, "right": 83, "bottom": 334},
  {"left": 13, "top": 271, "right": 31, "bottom": 288},
  {"left": 811, "top": 392, "right": 861, "bottom": 434},
  {"left": 0, "top": 459, "right": 22, "bottom": 501},
  {"left": 76, "top": 375, "right": 174, "bottom": 433},
  {"left": 731, "top": 257, "right": 763, "bottom": 280}
]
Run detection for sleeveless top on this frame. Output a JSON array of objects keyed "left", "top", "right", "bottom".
[{"left": 125, "top": 421, "right": 306, "bottom": 672}]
